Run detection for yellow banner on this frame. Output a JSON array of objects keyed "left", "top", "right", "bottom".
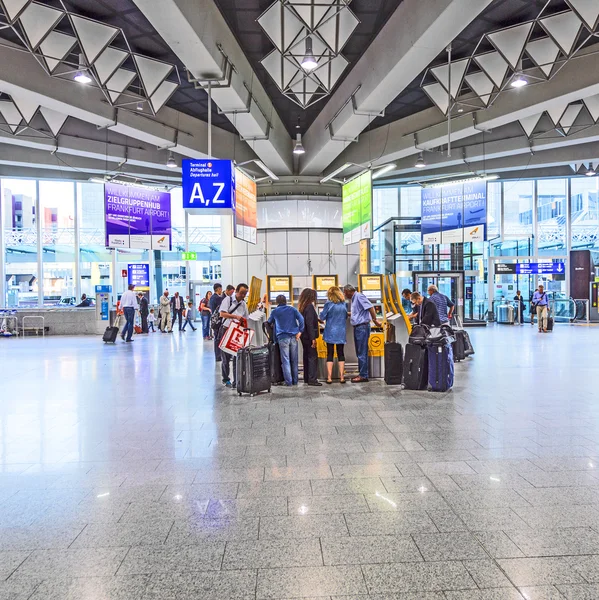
[
  {"left": 269, "top": 276, "right": 291, "bottom": 292},
  {"left": 314, "top": 275, "right": 337, "bottom": 291},
  {"left": 360, "top": 274, "right": 383, "bottom": 291}
]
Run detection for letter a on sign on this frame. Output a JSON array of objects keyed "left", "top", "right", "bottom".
[{"left": 189, "top": 183, "right": 205, "bottom": 205}]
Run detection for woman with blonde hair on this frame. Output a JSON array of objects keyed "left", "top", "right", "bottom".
[{"left": 318, "top": 286, "right": 348, "bottom": 384}]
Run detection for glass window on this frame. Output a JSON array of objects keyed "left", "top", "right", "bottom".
[
  {"left": 571, "top": 176, "right": 599, "bottom": 250},
  {"left": 487, "top": 181, "right": 501, "bottom": 240},
  {"left": 2, "top": 178, "right": 38, "bottom": 307},
  {"left": 503, "top": 180, "right": 534, "bottom": 242},
  {"left": 400, "top": 186, "right": 422, "bottom": 217},
  {"left": 537, "top": 178, "right": 566, "bottom": 256},
  {"left": 372, "top": 187, "right": 399, "bottom": 228}
]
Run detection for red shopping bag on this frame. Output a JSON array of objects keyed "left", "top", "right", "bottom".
[{"left": 218, "top": 323, "right": 254, "bottom": 356}]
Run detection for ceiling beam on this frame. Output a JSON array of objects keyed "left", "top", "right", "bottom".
[
  {"left": 299, "top": 0, "right": 495, "bottom": 175},
  {"left": 131, "top": 0, "right": 293, "bottom": 175}
]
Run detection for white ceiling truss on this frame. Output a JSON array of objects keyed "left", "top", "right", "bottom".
[
  {"left": 0, "top": 90, "right": 69, "bottom": 137},
  {"left": 421, "top": 0, "right": 599, "bottom": 117},
  {"left": 257, "top": 0, "right": 359, "bottom": 108},
  {"left": 0, "top": 0, "right": 181, "bottom": 116}
]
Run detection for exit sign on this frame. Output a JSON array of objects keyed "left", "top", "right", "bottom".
[{"left": 181, "top": 251, "right": 197, "bottom": 261}]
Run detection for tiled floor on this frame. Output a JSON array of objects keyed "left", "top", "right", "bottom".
[{"left": 1, "top": 323, "right": 599, "bottom": 599}]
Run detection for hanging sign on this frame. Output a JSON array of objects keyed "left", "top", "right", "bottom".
[{"left": 182, "top": 159, "right": 235, "bottom": 215}]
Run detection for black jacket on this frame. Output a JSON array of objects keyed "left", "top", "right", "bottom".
[
  {"left": 418, "top": 297, "right": 441, "bottom": 327},
  {"left": 139, "top": 297, "right": 149, "bottom": 316},
  {"left": 300, "top": 304, "right": 320, "bottom": 343},
  {"left": 170, "top": 295, "right": 185, "bottom": 312}
]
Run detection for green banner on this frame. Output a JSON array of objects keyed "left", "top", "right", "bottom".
[
  {"left": 181, "top": 251, "right": 197, "bottom": 261},
  {"left": 342, "top": 171, "right": 372, "bottom": 245}
]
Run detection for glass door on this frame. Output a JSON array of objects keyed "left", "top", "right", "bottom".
[{"left": 412, "top": 271, "right": 465, "bottom": 322}]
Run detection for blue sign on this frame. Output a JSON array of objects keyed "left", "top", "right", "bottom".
[
  {"left": 95, "top": 285, "right": 112, "bottom": 293},
  {"left": 128, "top": 263, "right": 150, "bottom": 289},
  {"left": 422, "top": 180, "right": 487, "bottom": 244},
  {"left": 182, "top": 159, "right": 235, "bottom": 212},
  {"left": 516, "top": 262, "right": 565, "bottom": 275}
]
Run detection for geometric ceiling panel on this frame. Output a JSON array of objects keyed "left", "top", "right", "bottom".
[
  {"left": 19, "top": 2, "right": 64, "bottom": 49},
  {"left": 94, "top": 46, "right": 128, "bottom": 85},
  {"left": 583, "top": 94, "right": 599, "bottom": 122},
  {"left": 423, "top": 82, "right": 449, "bottom": 115},
  {"left": 464, "top": 71, "right": 495, "bottom": 106},
  {"left": 565, "top": 0, "right": 599, "bottom": 31},
  {"left": 318, "top": 6, "right": 359, "bottom": 54},
  {"left": 70, "top": 14, "right": 119, "bottom": 64},
  {"left": 431, "top": 58, "right": 470, "bottom": 98},
  {"left": 473, "top": 51, "right": 509, "bottom": 88},
  {"left": 10, "top": 92, "right": 39, "bottom": 122},
  {"left": 314, "top": 53, "right": 348, "bottom": 91},
  {"left": 0, "top": 100, "right": 23, "bottom": 132},
  {"left": 487, "top": 21, "right": 533, "bottom": 69},
  {"left": 260, "top": 49, "right": 283, "bottom": 89},
  {"left": 289, "top": 0, "right": 329, "bottom": 30},
  {"left": 519, "top": 113, "right": 543, "bottom": 137},
  {"left": 38, "top": 31, "right": 77, "bottom": 73},
  {"left": 525, "top": 37, "right": 560, "bottom": 77},
  {"left": 150, "top": 80, "right": 178, "bottom": 114},
  {"left": 105, "top": 68, "right": 136, "bottom": 103},
  {"left": 559, "top": 103, "right": 583, "bottom": 134},
  {"left": 133, "top": 55, "right": 174, "bottom": 98},
  {"left": 39, "top": 106, "right": 68, "bottom": 136},
  {"left": 539, "top": 11, "right": 582, "bottom": 56},
  {"left": 546, "top": 101, "right": 569, "bottom": 126},
  {"left": 0, "top": 0, "right": 31, "bottom": 23}
]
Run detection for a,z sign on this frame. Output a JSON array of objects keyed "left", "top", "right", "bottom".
[{"left": 182, "top": 159, "right": 235, "bottom": 214}]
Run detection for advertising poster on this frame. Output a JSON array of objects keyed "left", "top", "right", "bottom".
[
  {"left": 421, "top": 180, "right": 487, "bottom": 244},
  {"left": 181, "top": 159, "right": 235, "bottom": 213},
  {"left": 127, "top": 264, "right": 150, "bottom": 291},
  {"left": 234, "top": 168, "right": 257, "bottom": 245},
  {"left": 342, "top": 171, "right": 372, "bottom": 246},
  {"left": 105, "top": 183, "right": 171, "bottom": 250}
]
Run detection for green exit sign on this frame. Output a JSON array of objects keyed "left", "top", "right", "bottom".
[{"left": 181, "top": 251, "right": 197, "bottom": 261}]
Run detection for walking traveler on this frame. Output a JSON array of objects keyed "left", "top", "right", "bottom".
[
  {"left": 219, "top": 283, "right": 249, "bottom": 388},
  {"left": 532, "top": 284, "right": 550, "bottom": 332},
  {"left": 159, "top": 291, "right": 172, "bottom": 332},
  {"left": 182, "top": 302, "right": 197, "bottom": 331},
  {"left": 120, "top": 284, "right": 138, "bottom": 343},
  {"left": 343, "top": 284, "right": 382, "bottom": 383},
  {"left": 138, "top": 293, "right": 149, "bottom": 333},
  {"left": 514, "top": 290, "right": 526, "bottom": 325},
  {"left": 411, "top": 292, "right": 441, "bottom": 327},
  {"left": 427, "top": 285, "right": 454, "bottom": 324},
  {"left": 200, "top": 291, "right": 212, "bottom": 339},
  {"left": 148, "top": 308, "right": 156, "bottom": 332},
  {"left": 319, "top": 285, "right": 348, "bottom": 384},
  {"left": 171, "top": 292, "right": 185, "bottom": 331},
  {"left": 209, "top": 284, "right": 225, "bottom": 361},
  {"left": 297, "top": 288, "right": 321, "bottom": 387},
  {"left": 530, "top": 288, "right": 538, "bottom": 325},
  {"left": 267, "top": 295, "right": 305, "bottom": 387}
]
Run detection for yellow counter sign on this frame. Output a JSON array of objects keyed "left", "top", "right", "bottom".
[
  {"left": 269, "top": 277, "right": 291, "bottom": 292},
  {"left": 368, "top": 332, "right": 385, "bottom": 357},
  {"left": 361, "top": 275, "right": 382, "bottom": 291},
  {"left": 315, "top": 275, "right": 337, "bottom": 290}
]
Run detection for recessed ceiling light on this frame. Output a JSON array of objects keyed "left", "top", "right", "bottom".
[{"left": 511, "top": 74, "right": 528, "bottom": 88}]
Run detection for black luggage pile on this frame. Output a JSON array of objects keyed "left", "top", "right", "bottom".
[
  {"left": 451, "top": 316, "right": 475, "bottom": 361},
  {"left": 427, "top": 327, "right": 455, "bottom": 392}
]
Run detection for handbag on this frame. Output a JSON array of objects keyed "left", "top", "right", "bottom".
[{"left": 218, "top": 322, "right": 254, "bottom": 356}]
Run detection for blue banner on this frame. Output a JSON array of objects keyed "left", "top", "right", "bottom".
[
  {"left": 128, "top": 264, "right": 150, "bottom": 290},
  {"left": 182, "top": 159, "right": 235, "bottom": 214},
  {"left": 517, "top": 263, "right": 565, "bottom": 275},
  {"left": 421, "top": 180, "right": 487, "bottom": 244}
]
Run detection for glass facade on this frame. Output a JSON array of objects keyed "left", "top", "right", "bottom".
[
  {"left": 372, "top": 176, "right": 599, "bottom": 320},
  {"left": 1, "top": 178, "right": 222, "bottom": 308}
]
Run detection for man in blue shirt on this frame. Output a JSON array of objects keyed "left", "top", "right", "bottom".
[
  {"left": 532, "top": 284, "right": 549, "bottom": 332},
  {"left": 427, "top": 285, "right": 455, "bottom": 325},
  {"left": 267, "top": 295, "right": 305, "bottom": 386},
  {"left": 344, "top": 284, "right": 382, "bottom": 383}
]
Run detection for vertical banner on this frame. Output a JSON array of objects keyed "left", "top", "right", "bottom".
[
  {"left": 234, "top": 168, "right": 257, "bottom": 245},
  {"left": 105, "top": 183, "right": 171, "bottom": 250},
  {"left": 421, "top": 180, "right": 487, "bottom": 244},
  {"left": 342, "top": 171, "right": 372, "bottom": 245}
]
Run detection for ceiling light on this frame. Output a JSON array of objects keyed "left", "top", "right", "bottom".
[
  {"left": 74, "top": 52, "right": 92, "bottom": 84},
  {"left": 415, "top": 154, "right": 426, "bottom": 169},
  {"left": 293, "top": 133, "right": 305, "bottom": 155},
  {"left": 421, "top": 174, "right": 499, "bottom": 188},
  {"left": 136, "top": 101, "right": 144, "bottom": 111},
  {"left": 511, "top": 74, "right": 528, "bottom": 88},
  {"left": 166, "top": 153, "right": 177, "bottom": 168},
  {"left": 371, "top": 163, "right": 396, "bottom": 180},
  {"left": 585, "top": 163, "right": 595, "bottom": 176},
  {"left": 320, "top": 163, "right": 353, "bottom": 183},
  {"left": 301, "top": 36, "right": 318, "bottom": 71}
]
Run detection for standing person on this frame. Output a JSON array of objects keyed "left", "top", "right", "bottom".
[
  {"left": 159, "top": 290, "right": 172, "bottom": 333},
  {"left": 401, "top": 289, "right": 418, "bottom": 321},
  {"left": 171, "top": 292, "right": 184, "bottom": 331},
  {"left": 120, "top": 284, "right": 138, "bottom": 343},
  {"left": 200, "top": 291, "right": 213, "bottom": 339},
  {"left": 530, "top": 288, "right": 538, "bottom": 326},
  {"left": 76, "top": 294, "right": 91, "bottom": 307},
  {"left": 182, "top": 301, "right": 197, "bottom": 332},
  {"left": 148, "top": 308, "right": 156, "bottom": 332},
  {"left": 267, "top": 295, "right": 305, "bottom": 387},
  {"left": 219, "top": 283, "right": 249, "bottom": 388},
  {"left": 343, "top": 284, "right": 382, "bottom": 383},
  {"left": 427, "top": 285, "right": 454, "bottom": 325},
  {"left": 411, "top": 292, "right": 441, "bottom": 327},
  {"left": 209, "top": 284, "right": 225, "bottom": 362},
  {"left": 532, "top": 284, "right": 549, "bottom": 333},
  {"left": 298, "top": 288, "right": 321, "bottom": 387},
  {"left": 319, "top": 286, "right": 348, "bottom": 384},
  {"left": 514, "top": 290, "right": 526, "bottom": 325},
  {"left": 138, "top": 293, "right": 149, "bottom": 333}
]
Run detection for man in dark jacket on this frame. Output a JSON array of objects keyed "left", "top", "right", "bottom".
[
  {"left": 76, "top": 294, "right": 91, "bottom": 307},
  {"left": 138, "top": 293, "right": 149, "bottom": 333},
  {"left": 411, "top": 292, "right": 441, "bottom": 327},
  {"left": 170, "top": 291, "right": 185, "bottom": 331}
]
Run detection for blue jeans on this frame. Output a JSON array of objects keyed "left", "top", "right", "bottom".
[
  {"left": 278, "top": 335, "right": 299, "bottom": 386},
  {"left": 201, "top": 314, "right": 210, "bottom": 337},
  {"left": 122, "top": 307, "right": 135, "bottom": 341},
  {"left": 353, "top": 323, "right": 370, "bottom": 378},
  {"left": 183, "top": 315, "right": 197, "bottom": 331}
]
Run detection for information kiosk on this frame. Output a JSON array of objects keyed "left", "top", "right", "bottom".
[
  {"left": 267, "top": 275, "right": 293, "bottom": 311},
  {"left": 357, "top": 274, "right": 385, "bottom": 378}
]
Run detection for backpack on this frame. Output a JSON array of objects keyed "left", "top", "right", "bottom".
[{"left": 211, "top": 297, "right": 241, "bottom": 332}]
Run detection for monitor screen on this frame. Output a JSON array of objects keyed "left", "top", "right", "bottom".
[
  {"left": 363, "top": 289, "right": 381, "bottom": 300},
  {"left": 316, "top": 291, "right": 328, "bottom": 301},
  {"left": 270, "top": 291, "right": 290, "bottom": 302}
]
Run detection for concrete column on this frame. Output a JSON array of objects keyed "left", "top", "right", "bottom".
[
  {"left": 0, "top": 181, "right": 5, "bottom": 306},
  {"left": 35, "top": 180, "right": 43, "bottom": 307},
  {"left": 566, "top": 177, "right": 572, "bottom": 298},
  {"left": 73, "top": 182, "right": 81, "bottom": 301},
  {"left": 532, "top": 179, "right": 539, "bottom": 289}
]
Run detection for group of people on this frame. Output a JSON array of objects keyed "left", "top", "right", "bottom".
[
  {"left": 400, "top": 285, "right": 455, "bottom": 327},
  {"left": 211, "top": 282, "right": 383, "bottom": 390}
]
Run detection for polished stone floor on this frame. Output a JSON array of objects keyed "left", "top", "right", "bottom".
[{"left": 1, "top": 324, "right": 599, "bottom": 599}]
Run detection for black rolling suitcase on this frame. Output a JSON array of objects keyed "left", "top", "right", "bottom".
[
  {"left": 236, "top": 345, "right": 271, "bottom": 397},
  {"left": 546, "top": 316, "right": 554, "bottom": 332},
  {"left": 463, "top": 330, "right": 475, "bottom": 356},
  {"left": 452, "top": 331, "right": 466, "bottom": 362},
  {"left": 102, "top": 316, "right": 121, "bottom": 343},
  {"left": 384, "top": 342, "right": 403, "bottom": 385},
  {"left": 428, "top": 343, "right": 454, "bottom": 392},
  {"left": 263, "top": 322, "right": 284, "bottom": 385},
  {"left": 403, "top": 343, "right": 428, "bottom": 390}
]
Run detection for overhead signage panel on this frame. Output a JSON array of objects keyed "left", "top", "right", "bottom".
[
  {"left": 182, "top": 159, "right": 235, "bottom": 214},
  {"left": 127, "top": 263, "right": 150, "bottom": 290}
]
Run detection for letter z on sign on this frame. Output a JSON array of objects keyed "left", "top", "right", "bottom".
[{"left": 189, "top": 182, "right": 226, "bottom": 206}]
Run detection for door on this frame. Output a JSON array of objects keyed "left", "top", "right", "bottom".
[{"left": 412, "top": 271, "right": 465, "bottom": 322}]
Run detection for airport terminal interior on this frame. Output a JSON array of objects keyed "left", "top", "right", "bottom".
[{"left": 3, "top": 0, "right": 599, "bottom": 598}]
